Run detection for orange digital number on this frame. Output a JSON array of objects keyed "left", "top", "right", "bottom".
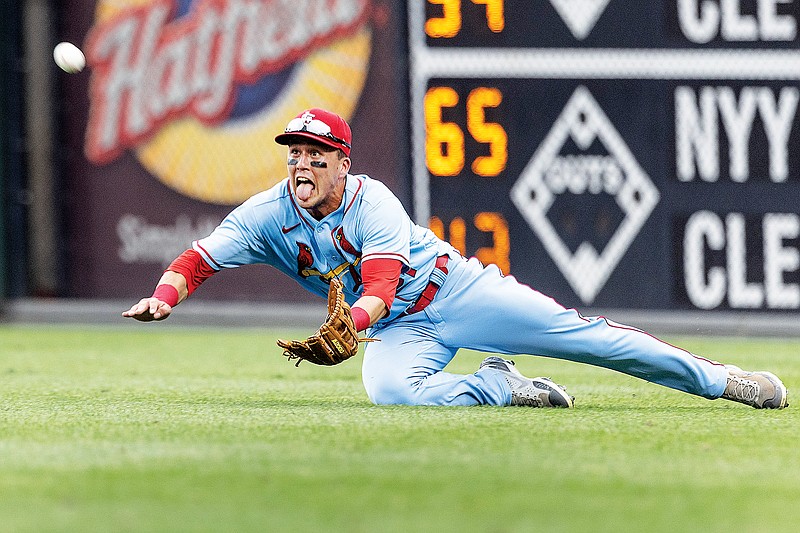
[
  {"left": 425, "top": 0, "right": 504, "bottom": 38},
  {"left": 429, "top": 213, "right": 510, "bottom": 274},
  {"left": 429, "top": 216, "right": 467, "bottom": 254},
  {"left": 425, "top": 87, "right": 507, "bottom": 177},
  {"left": 425, "top": 0, "right": 461, "bottom": 38},
  {"left": 424, "top": 87, "right": 465, "bottom": 177},
  {"left": 474, "top": 212, "right": 509, "bottom": 274},
  {"left": 467, "top": 87, "right": 507, "bottom": 177},
  {"left": 472, "top": 0, "right": 505, "bottom": 32}
]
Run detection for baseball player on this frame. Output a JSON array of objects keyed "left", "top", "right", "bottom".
[{"left": 123, "top": 108, "right": 789, "bottom": 410}]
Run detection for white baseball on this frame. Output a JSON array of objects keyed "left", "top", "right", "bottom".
[{"left": 53, "top": 42, "right": 86, "bottom": 73}]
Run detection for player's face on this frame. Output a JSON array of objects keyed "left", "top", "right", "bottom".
[{"left": 287, "top": 142, "right": 351, "bottom": 220}]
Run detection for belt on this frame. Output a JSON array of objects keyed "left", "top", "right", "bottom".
[{"left": 403, "top": 255, "right": 449, "bottom": 315}]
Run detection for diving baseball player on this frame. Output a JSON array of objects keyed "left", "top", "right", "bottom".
[{"left": 123, "top": 108, "right": 789, "bottom": 410}]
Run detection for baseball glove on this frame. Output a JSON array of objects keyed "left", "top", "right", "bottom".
[{"left": 277, "top": 278, "right": 377, "bottom": 366}]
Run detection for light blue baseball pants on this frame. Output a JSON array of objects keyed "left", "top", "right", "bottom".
[{"left": 361, "top": 254, "right": 729, "bottom": 406}]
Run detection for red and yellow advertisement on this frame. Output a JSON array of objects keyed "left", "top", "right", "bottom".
[{"left": 61, "top": 0, "right": 405, "bottom": 300}]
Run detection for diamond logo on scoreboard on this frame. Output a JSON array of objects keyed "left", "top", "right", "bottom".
[
  {"left": 510, "top": 86, "right": 659, "bottom": 304},
  {"left": 549, "top": 0, "right": 612, "bottom": 39}
]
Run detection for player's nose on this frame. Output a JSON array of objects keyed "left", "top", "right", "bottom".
[{"left": 294, "top": 151, "right": 313, "bottom": 169}]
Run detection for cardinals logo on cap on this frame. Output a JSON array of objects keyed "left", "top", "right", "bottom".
[{"left": 276, "top": 108, "right": 353, "bottom": 156}]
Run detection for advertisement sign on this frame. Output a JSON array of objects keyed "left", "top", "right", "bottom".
[{"left": 62, "top": 0, "right": 405, "bottom": 301}]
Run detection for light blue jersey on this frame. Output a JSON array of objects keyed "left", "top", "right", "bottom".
[
  {"left": 193, "top": 173, "right": 728, "bottom": 407},
  {"left": 194, "top": 174, "right": 449, "bottom": 323}
]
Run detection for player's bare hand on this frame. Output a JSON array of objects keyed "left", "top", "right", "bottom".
[{"left": 122, "top": 297, "right": 173, "bottom": 321}]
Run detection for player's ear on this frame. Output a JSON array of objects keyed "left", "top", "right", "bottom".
[{"left": 338, "top": 156, "right": 351, "bottom": 176}]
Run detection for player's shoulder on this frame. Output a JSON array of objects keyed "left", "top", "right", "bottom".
[
  {"left": 223, "top": 180, "right": 292, "bottom": 231},
  {"left": 238, "top": 179, "right": 292, "bottom": 209},
  {"left": 350, "top": 174, "right": 399, "bottom": 207}
]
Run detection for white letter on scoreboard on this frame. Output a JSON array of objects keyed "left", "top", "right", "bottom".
[
  {"left": 721, "top": 0, "right": 758, "bottom": 40},
  {"left": 684, "top": 211, "right": 726, "bottom": 309},
  {"left": 676, "top": 87, "right": 720, "bottom": 182},
  {"left": 678, "top": 0, "right": 720, "bottom": 43},
  {"left": 759, "top": 0, "right": 797, "bottom": 40},
  {"left": 725, "top": 213, "right": 764, "bottom": 307},
  {"left": 717, "top": 87, "right": 758, "bottom": 183},
  {"left": 758, "top": 87, "right": 799, "bottom": 183},
  {"left": 764, "top": 213, "right": 800, "bottom": 308}
]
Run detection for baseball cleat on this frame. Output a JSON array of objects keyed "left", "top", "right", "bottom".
[
  {"left": 479, "top": 356, "right": 574, "bottom": 408},
  {"left": 722, "top": 365, "right": 788, "bottom": 409}
]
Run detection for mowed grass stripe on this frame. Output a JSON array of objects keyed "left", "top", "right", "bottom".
[{"left": 1, "top": 325, "right": 798, "bottom": 532}]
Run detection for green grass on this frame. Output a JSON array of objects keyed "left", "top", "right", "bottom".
[{"left": 1, "top": 325, "right": 798, "bottom": 533}]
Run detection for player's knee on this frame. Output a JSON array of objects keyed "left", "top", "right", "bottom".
[{"left": 363, "top": 370, "right": 418, "bottom": 405}]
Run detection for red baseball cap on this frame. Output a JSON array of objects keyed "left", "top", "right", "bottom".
[{"left": 275, "top": 108, "right": 352, "bottom": 156}]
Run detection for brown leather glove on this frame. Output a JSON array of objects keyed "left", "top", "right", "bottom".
[{"left": 277, "top": 278, "right": 377, "bottom": 366}]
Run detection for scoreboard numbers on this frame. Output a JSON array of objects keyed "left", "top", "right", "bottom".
[
  {"left": 410, "top": 2, "right": 800, "bottom": 310},
  {"left": 424, "top": 86, "right": 507, "bottom": 177},
  {"left": 466, "top": 87, "right": 507, "bottom": 177},
  {"left": 424, "top": 87, "right": 464, "bottom": 176},
  {"left": 425, "top": 0, "right": 505, "bottom": 38}
]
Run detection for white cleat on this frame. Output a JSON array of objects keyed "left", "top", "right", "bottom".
[{"left": 479, "top": 356, "right": 574, "bottom": 408}]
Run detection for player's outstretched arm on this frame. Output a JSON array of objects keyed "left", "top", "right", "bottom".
[{"left": 122, "top": 271, "right": 189, "bottom": 322}]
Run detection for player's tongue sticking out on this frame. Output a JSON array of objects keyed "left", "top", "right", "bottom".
[{"left": 296, "top": 179, "right": 314, "bottom": 201}]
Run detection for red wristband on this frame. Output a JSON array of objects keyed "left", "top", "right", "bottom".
[
  {"left": 152, "top": 284, "right": 179, "bottom": 307},
  {"left": 351, "top": 306, "right": 371, "bottom": 332}
]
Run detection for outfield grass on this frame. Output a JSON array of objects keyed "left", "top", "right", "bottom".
[{"left": 1, "top": 325, "right": 798, "bottom": 533}]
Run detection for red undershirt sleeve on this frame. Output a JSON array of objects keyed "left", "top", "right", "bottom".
[
  {"left": 166, "top": 249, "right": 217, "bottom": 296},
  {"left": 360, "top": 257, "right": 403, "bottom": 313}
]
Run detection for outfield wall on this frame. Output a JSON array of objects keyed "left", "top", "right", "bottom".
[
  {"left": 6, "top": 298, "right": 800, "bottom": 339},
  {"left": 42, "top": 1, "right": 800, "bottom": 314}
]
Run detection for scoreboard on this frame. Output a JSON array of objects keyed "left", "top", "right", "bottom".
[{"left": 408, "top": 1, "right": 800, "bottom": 310}]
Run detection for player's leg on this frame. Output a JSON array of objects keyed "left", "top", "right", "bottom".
[
  {"left": 361, "top": 314, "right": 511, "bottom": 406},
  {"left": 430, "top": 256, "right": 729, "bottom": 399}
]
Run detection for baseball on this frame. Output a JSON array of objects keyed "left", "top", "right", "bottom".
[{"left": 53, "top": 42, "right": 85, "bottom": 73}]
